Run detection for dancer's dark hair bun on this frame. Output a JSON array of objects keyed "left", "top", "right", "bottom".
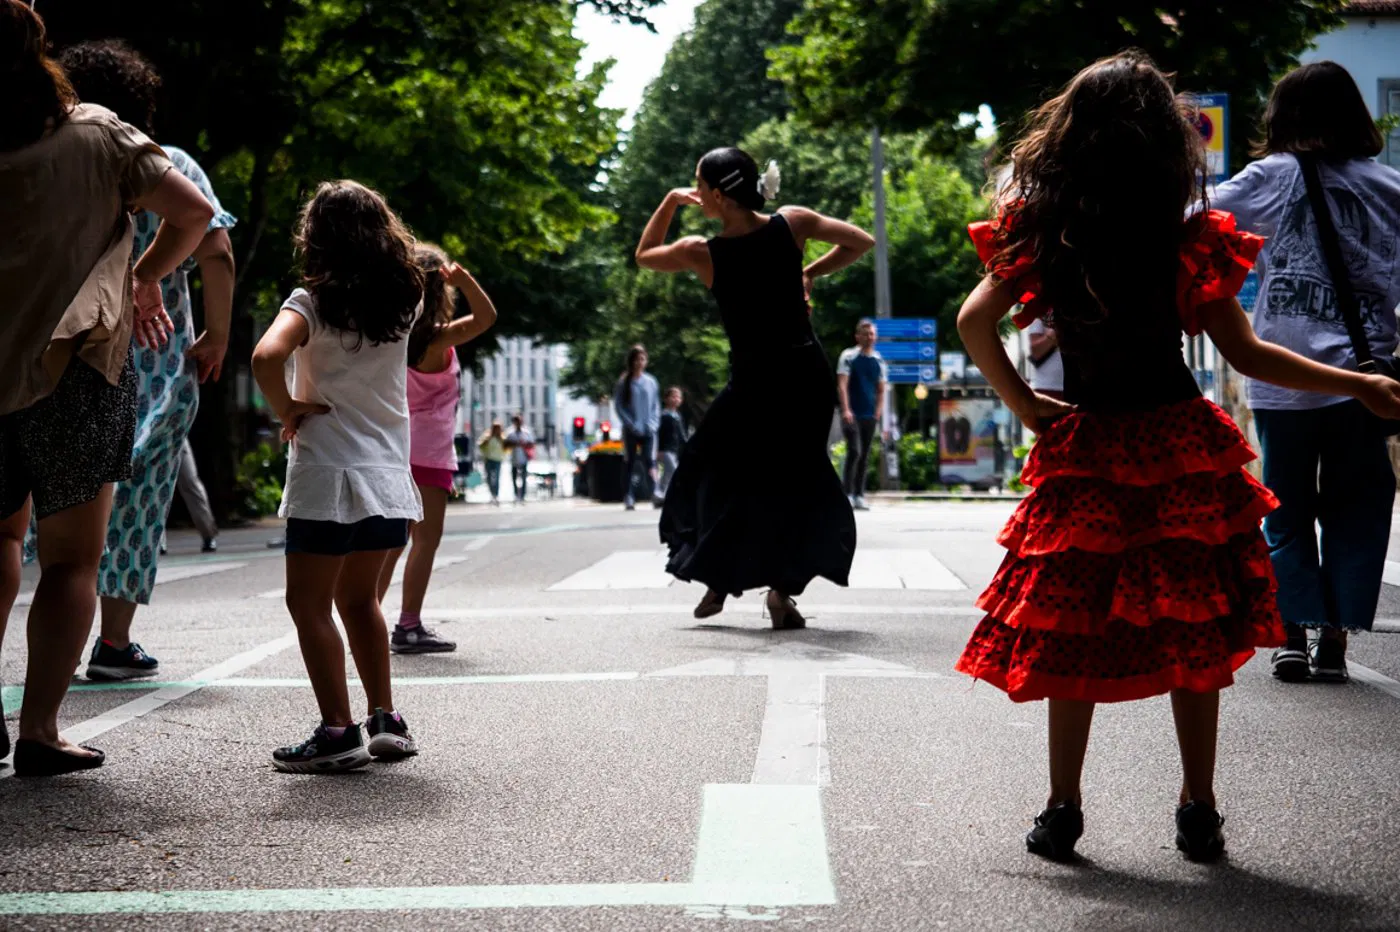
[{"left": 698, "top": 147, "right": 766, "bottom": 211}]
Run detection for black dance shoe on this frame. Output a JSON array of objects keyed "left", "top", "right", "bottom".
[
  {"left": 1026, "top": 800, "right": 1083, "bottom": 861},
  {"left": 13, "top": 740, "right": 105, "bottom": 778},
  {"left": 1175, "top": 801, "right": 1226, "bottom": 862}
]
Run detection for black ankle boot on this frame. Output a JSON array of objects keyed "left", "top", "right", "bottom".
[
  {"left": 1027, "top": 800, "right": 1083, "bottom": 861},
  {"left": 1175, "top": 801, "right": 1226, "bottom": 862}
]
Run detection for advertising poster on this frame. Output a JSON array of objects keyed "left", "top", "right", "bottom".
[{"left": 938, "top": 397, "right": 999, "bottom": 486}]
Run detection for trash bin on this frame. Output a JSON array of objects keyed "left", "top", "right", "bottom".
[{"left": 585, "top": 443, "right": 626, "bottom": 502}]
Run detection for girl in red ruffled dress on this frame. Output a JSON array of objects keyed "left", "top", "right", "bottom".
[{"left": 956, "top": 52, "right": 1400, "bottom": 863}]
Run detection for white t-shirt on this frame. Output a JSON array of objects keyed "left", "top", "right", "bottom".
[
  {"left": 506, "top": 427, "right": 534, "bottom": 466},
  {"left": 1211, "top": 153, "right": 1400, "bottom": 410},
  {"left": 1024, "top": 319, "right": 1064, "bottom": 392},
  {"left": 278, "top": 288, "right": 423, "bottom": 523}
]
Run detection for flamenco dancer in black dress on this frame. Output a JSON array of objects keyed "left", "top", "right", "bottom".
[{"left": 636, "top": 148, "right": 874, "bottom": 628}]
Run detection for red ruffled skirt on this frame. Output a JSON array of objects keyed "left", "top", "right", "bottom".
[{"left": 956, "top": 397, "right": 1287, "bottom": 703}]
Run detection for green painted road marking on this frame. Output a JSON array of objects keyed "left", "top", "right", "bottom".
[{"left": 0, "top": 784, "right": 835, "bottom": 915}]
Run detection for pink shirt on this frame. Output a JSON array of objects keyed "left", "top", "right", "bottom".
[{"left": 406, "top": 347, "right": 460, "bottom": 470}]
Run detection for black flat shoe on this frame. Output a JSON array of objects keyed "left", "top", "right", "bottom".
[
  {"left": 1175, "top": 801, "right": 1226, "bottom": 862},
  {"left": 1027, "top": 800, "right": 1083, "bottom": 861},
  {"left": 13, "top": 740, "right": 105, "bottom": 778}
]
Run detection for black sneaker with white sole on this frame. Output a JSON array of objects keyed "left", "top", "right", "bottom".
[
  {"left": 272, "top": 723, "right": 372, "bottom": 774},
  {"left": 1271, "top": 627, "right": 1309, "bottom": 683},
  {"left": 391, "top": 624, "right": 456, "bottom": 654},
  {"left": 1311, "top": 637, "right": 1350, "bottom": 683},
  {"left": 86, "top": 639, "right": 160, "bottom": 681},
  {"left": 366, "top": 708, "right": 418, "bottom": 759}
]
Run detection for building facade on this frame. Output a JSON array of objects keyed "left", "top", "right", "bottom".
[
  {"left": 463, "top": 336, "right": 560, "bottom": 451},
  {"left": 1306, "top": 1, "right": 1400, "bottom": 167}
]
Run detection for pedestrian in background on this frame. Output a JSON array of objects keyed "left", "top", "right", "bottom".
[
  {"left": 957, "top": 51, "right": 1400, "bottom": 864},
  {"left": 251, "top": 179, "right": 424, "bottom": 773},
  {"left": 655, "top": 386, "right": 687, "bottom": 505},
  {"left": 614, "top": 345, "right": 660, "bottom": 510},
  {"left": 377, "top": 242, "right": 498, "bottom": 655},
  {"left": 46, "top": 40, "right": 237, "bottom": 684},
  {"left": 174, "top": 438, "right": 218, "bottom": 552},
  {"left": 0, "top": 0, "right": 214, "bottom": 776},
  {"left": 1210, "top": 61, "right": 1400, "bottom": 685},
  {"left": 504, "top": 413, "right": 534, "bottom": 504},
  {"left": 1024, "top": 318, "right": 1064, "bottom": 399},
  {"left": 478, "top": 421, "right": 507, "bottom": 505},
  {"left": 636, "top": 146, "right": 868, "bottom": 629},
  {"left": 836, "top": 319, "right": 887, "bottom": 510}
]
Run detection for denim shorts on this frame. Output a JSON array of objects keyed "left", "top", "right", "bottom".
[{"left": 284, "top": 516, "right": 410, "bottom": 556}]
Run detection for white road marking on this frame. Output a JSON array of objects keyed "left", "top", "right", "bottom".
[
  {"left": 652, "top": 643, "right": 912, "bottom": 786},
  {"left": 548, "top": 550, "right": 673, "bottom": 590},
  {"left": 429, "top": 603, "right": 983, "bottom": 619},
  {"left": 1351, "top": 662, "right": 1400, "bottom": 702},
  {"left": 14, "top": 561, "right": 247, "bottom": 608},
  {"left": 546, "top": 548, "right": 963, "bottom": 591},
  {"left": 1385, "top": 561, "right": 1400, "bottom": 587},
  {"left": 689, "top": 783, "right": 834, "bottom": 901},
  {"left": 0, "top": 633, "right": 296, "bottom": 782}
]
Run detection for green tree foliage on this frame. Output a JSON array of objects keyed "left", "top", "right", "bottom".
[
  {"left": 770, "top": 0, "right": 1347, "bottom": 171},
  {"left": 39, "top": 0, "right": 655, "bottom": 514}
]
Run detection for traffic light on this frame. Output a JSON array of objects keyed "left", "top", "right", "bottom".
[
  {"left": 600, "top": 420, "right": 611, "bottom": 442},
  {"left": 572, "top": 416, "right": 586, "bottom": 444}
]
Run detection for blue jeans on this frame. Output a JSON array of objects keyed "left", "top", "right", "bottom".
[
  {"left": 483, "top": 460, "right": 502, "bottom": 499},
  {"left": 623, "top": 429, "right": 654, "bottom": 505},
  {"left": 1254, "top": 400, "right": 1394, "bottom": 631}
]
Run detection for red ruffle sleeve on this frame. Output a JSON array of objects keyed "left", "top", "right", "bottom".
[
  {"left": 968, "top": 219, "right": 1049, "bottom": 328},
  {"left": 1176, "top": 210, "right": 1265, "bottom": 336}
]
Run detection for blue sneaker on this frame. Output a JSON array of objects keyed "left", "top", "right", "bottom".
[{"left": 86, "top": 639, "right": 159, "bottom": 681}]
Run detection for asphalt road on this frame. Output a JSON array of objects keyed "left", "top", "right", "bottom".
[{"left": 3, "top": 498, "right": 1399, "bottom": 931}]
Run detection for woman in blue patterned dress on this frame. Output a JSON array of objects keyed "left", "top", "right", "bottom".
[{"left": 57, "top": 42, "right": 237, "bottom": 680}]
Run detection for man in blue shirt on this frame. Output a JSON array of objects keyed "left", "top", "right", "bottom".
[{"left": 836, "top": 320, "right": 888, "bottom": 510}]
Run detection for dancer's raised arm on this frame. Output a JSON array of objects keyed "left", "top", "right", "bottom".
[
  {"left": 779, "top": 206, "right": 874, "bottom": 296},
  {"left": 635, "top": 189, "right": 713, "bottom": 283}
]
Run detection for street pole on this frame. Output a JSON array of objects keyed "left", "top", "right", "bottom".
[{"left": 871, "top": 126, "right": 898, "bottom": 489}]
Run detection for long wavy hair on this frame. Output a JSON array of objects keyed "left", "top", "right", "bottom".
[
  {"left": 1, "top": 0, "right": 76, "bottom": 152},
  {"left": 295, "top": 180, "right": 423, "bottom": 350},
  {"left": 406, "top": 242, "right": 455, "bottom": 369},
  {"left": 984, "top": 51, "right": 1207, "bottom": 354}
]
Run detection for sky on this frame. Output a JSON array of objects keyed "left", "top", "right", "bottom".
[{"left": 573, "top": 0, "right": 705, "bottom": 130}]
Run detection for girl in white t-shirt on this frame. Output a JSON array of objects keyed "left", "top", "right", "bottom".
[{"left": 252, "top": 179, "right": 429, "bottom": 774}]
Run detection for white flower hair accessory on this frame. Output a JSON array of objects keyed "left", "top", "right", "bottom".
[{"left": 758, "top": 160, "right": 781, "bottom": 200}]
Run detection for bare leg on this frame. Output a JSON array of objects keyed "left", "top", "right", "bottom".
[
  {"left": 1046, "top": 699, "right": 1095, "bottom": 807},
  {"left": 335, "top": 550, "right": 394, "bottom": 715},
  {"left": 98, "top": 597, "right": 138, "bottom": 648},
  {"left": 0, "top": 500, "right": 29, "bottom": 658},
  {"left": 284, "top": 553, "right": 353, "bottom": 726},
  {"left": 400, "top": 487, "right": 447, "bottom": 617},
  {"left": 20, "top": 488, "right": 114, "bottom": 752},
  {"left": 377, "top": 547, "right": 405, "bottom": 605},
  {"left": 1170, "top": 688, "right": 1219, "bottom": 808}
]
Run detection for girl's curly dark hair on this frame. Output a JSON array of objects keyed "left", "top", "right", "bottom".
[
  {"left": 985, "top": 51, "right": 1207, "bottom": 352},
  {"left": 1, "top": 0, "right": 76, "bottom": 152},
  {"left": 295, "top": 180, "right": 423, "bottom": 350},
  {"left": 57, "top": 39, "right": 160, "bottom": 137},
  {"left": 406, "top": 242, "right": 456, "bottom": 369}
]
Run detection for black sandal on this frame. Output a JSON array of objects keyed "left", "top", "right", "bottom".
[{"left": 13, "top": 740, "right": 105, "bottom": 778}]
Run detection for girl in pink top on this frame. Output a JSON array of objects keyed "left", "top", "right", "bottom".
[{"left": 378, "top": 243, "right": 498, "bottom": 653}]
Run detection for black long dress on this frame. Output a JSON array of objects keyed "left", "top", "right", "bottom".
[{"left": 659, "top": 213, "right": 856, "bottom": 596}]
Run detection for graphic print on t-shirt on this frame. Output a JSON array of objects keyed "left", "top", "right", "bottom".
[{"left": 1265, "top": 178, "right": 1397, "bottom": 334}]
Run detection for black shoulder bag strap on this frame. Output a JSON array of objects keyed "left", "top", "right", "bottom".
[{"left": 1296, "top": 153, "right": 1376, "bottom": 372}]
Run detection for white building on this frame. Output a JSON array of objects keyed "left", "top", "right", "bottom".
[
  {"left": 1306, "top": 0, "right": 1400, "bottom": 167},
  {"left": 463, "top": 336, "right": 560, "bottom": 450}
]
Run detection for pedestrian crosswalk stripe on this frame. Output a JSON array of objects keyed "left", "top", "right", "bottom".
[
  {"left": 549, "top": 550, "right": 674, "bottom": 590},
  {"left": 546, "top": 549, "right": 965, "bottom": 591},
  {"left": 13, "top": 561, "right": 248, "bottom": 608}
]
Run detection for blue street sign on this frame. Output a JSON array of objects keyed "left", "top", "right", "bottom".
[
  {"left": 887, "top": 364, "right": 938, "bottom": 384},
  {"left": 876, "top": 318, "right": 938, "bottom": 341},
  {"left": 879, "top": 342, "right": 937, "bottom": 362}
]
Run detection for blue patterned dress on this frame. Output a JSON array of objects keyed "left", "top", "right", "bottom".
[{"left": 22, "top": 148, "right": 237, "bottom": 600}]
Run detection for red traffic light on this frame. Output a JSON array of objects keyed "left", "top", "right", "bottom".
[
  {"left": 601, "top": 421, "right": 611, "bottom": 433},
  {"left": 573, "top": 417, "right": 586, "bottom": 428}
]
